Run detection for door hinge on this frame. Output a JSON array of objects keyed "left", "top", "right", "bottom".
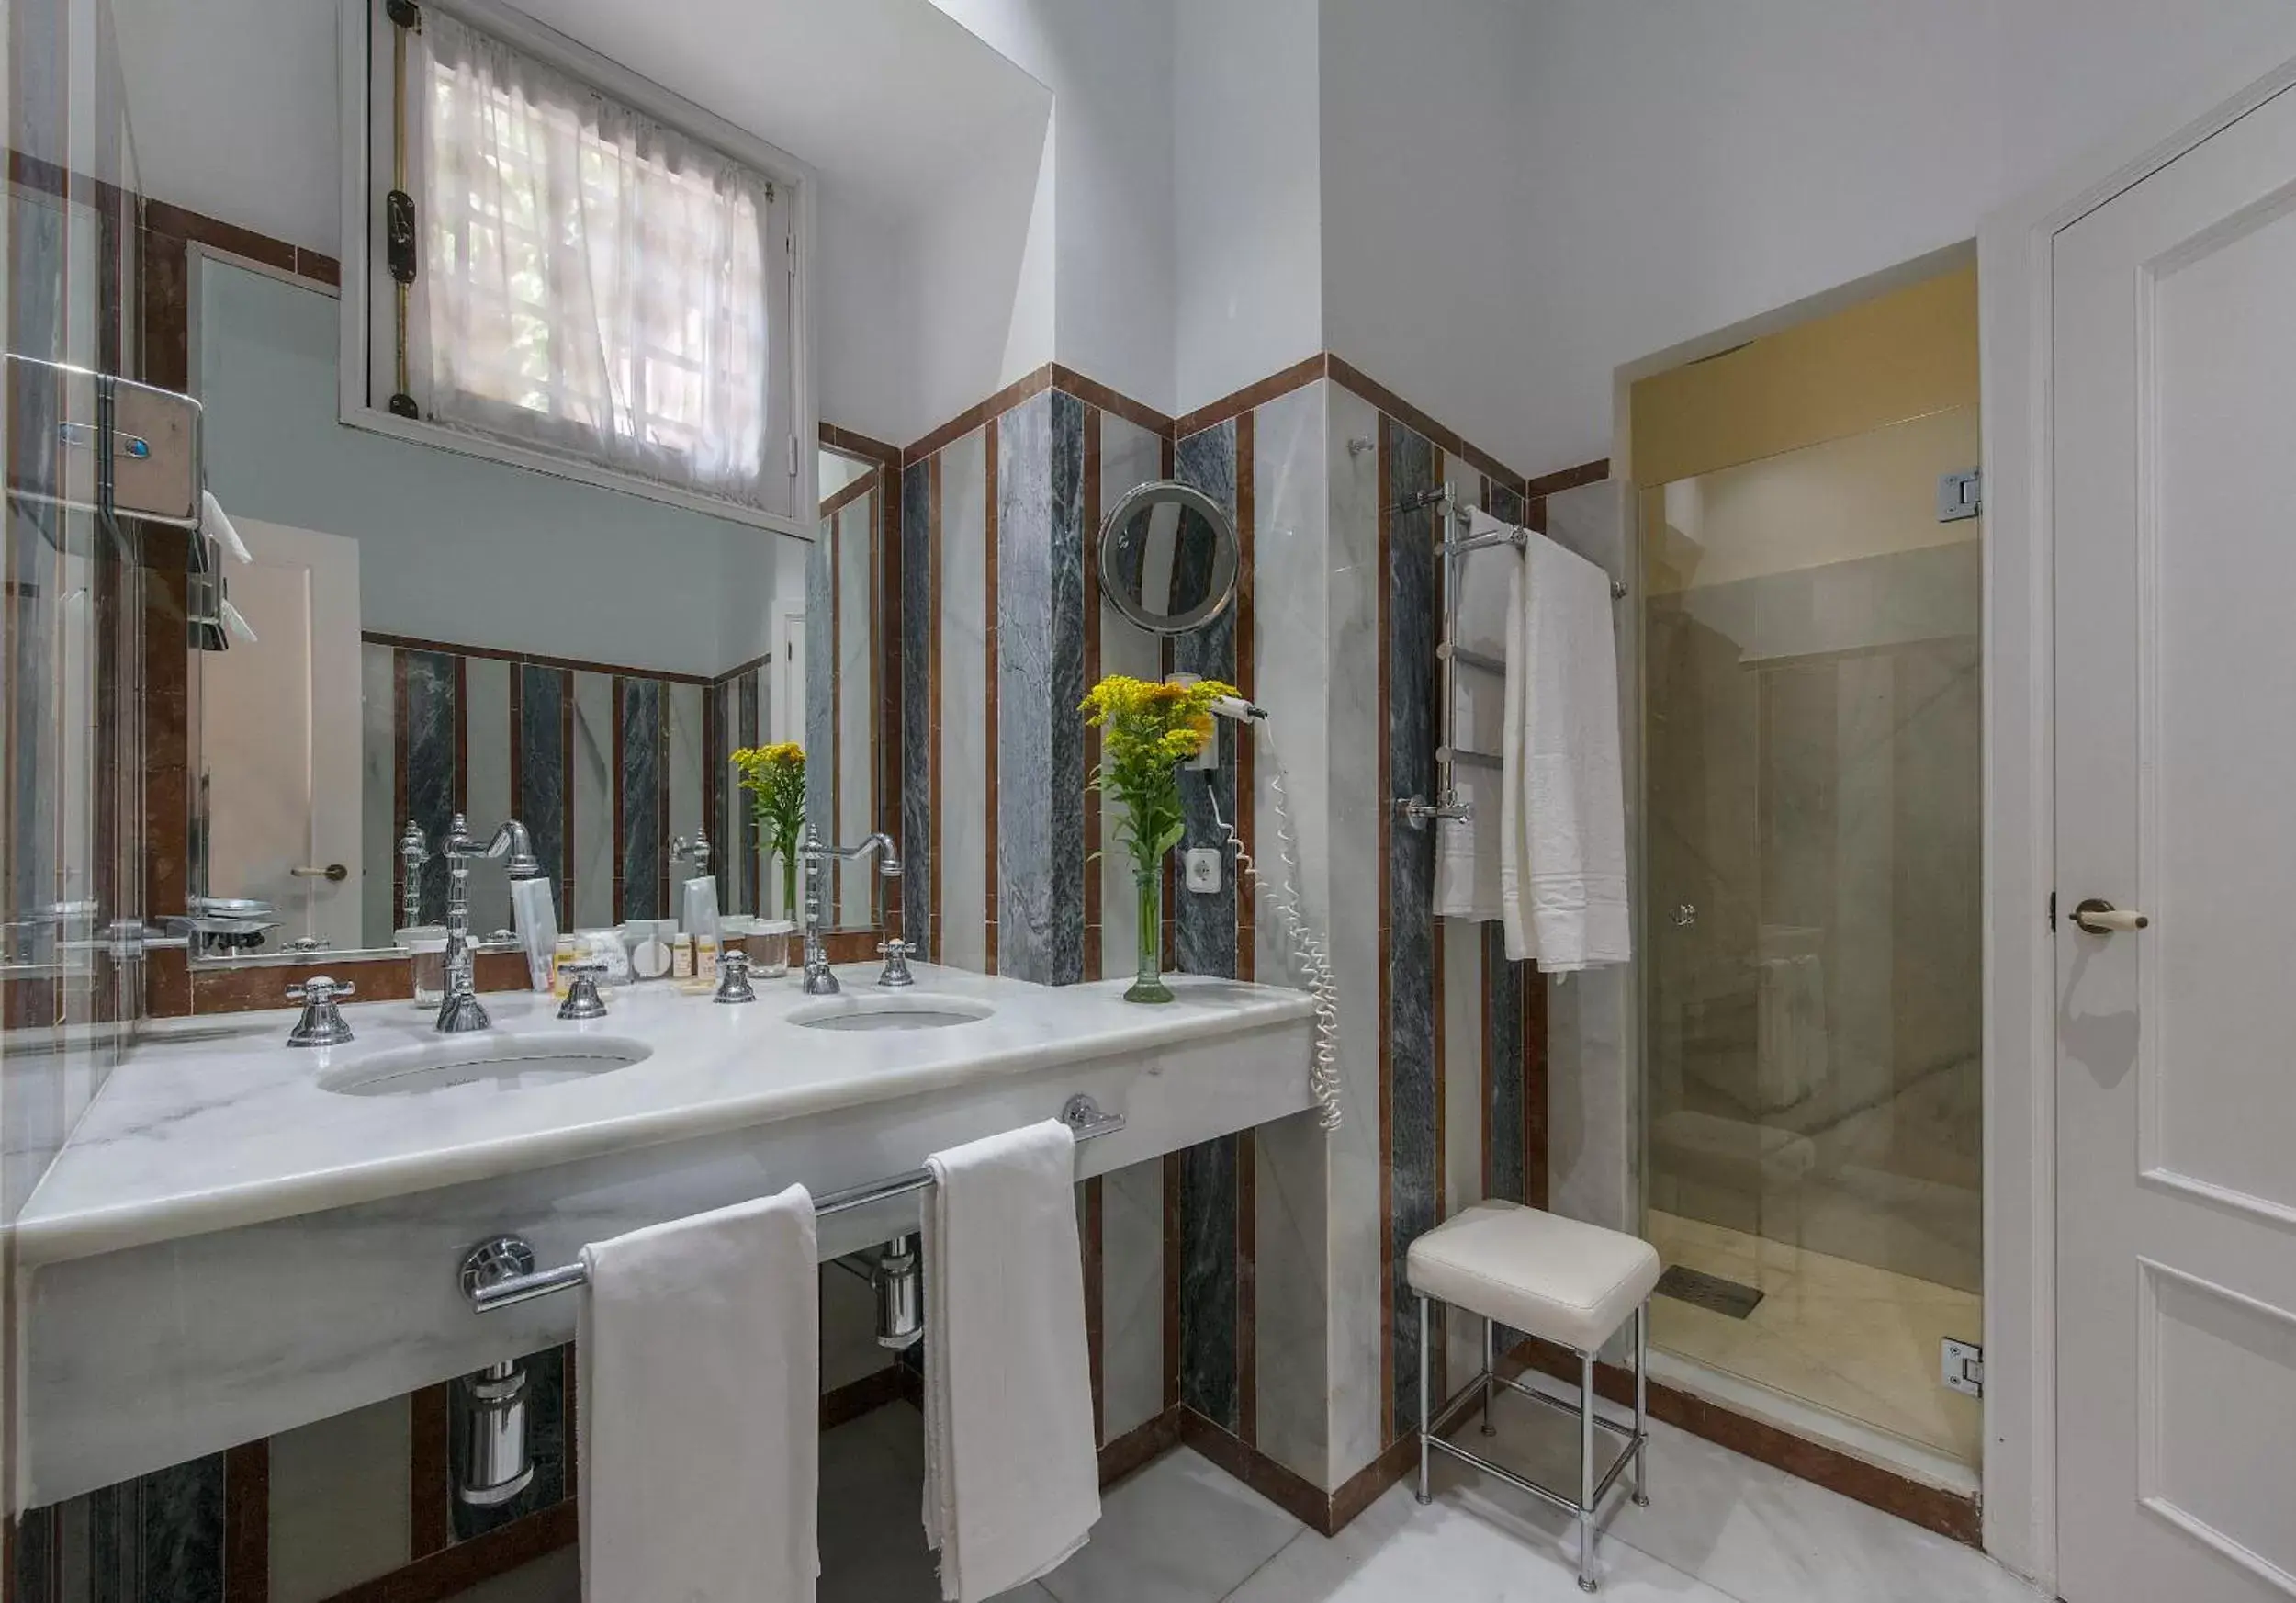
[
  {"left": 788, "top": 435, "right": 799, "bottom": 478},
  {"left": 1942, "top": 1338, "right": 1984, "bottom": 1398},
  {"left": 2048, "top": 890, "right": 2057, "bottom": 931},
  {"left": 1938, "top": 468, "right": 1982, "bottom": 523}
]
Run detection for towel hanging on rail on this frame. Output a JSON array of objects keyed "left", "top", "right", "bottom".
[{"left": 1501, "top": 529, "right": 1631, "bottom": 971}]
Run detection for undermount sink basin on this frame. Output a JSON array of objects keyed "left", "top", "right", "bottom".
[
  {"left": 788, "top": 995, "right": 994, "bottom": 1033},
  {"left": 314, "top": 1034, "right": 652, "bottom": 1097}
]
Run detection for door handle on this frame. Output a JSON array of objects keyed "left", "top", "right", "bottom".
[
  {"left": 292, "top": 864, "right": 350, "bottom": 883},
  {"left": 2072, "top": 897, "right": 2148, "bottom": 934}
]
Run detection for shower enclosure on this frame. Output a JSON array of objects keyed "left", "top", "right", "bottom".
[{"left": 1638, "top": 404, "right": 1984, "bottom": 1473}]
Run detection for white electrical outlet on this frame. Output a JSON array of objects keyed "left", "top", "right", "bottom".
[{"left": 1184, "top": 847, "right": 1222, "bottom": 895}]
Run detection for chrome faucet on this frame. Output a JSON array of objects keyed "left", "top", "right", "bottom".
[
  {"left": 436, "top": 815, "right": 543, "bottom": 1033},
  {"left": 798, "top": 826, "right": 902, "bottom": 995}
]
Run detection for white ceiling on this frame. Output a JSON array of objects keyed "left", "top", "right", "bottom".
[{"left": 110, "top": 0, "right": 1052, "bottom": 254}]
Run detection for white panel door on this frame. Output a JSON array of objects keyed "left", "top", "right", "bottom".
[
  {"left": 200, "top": 520, "right": 364, "bottom": 951},
  {"left": 2054, "top": 78, "right": 2296, "bottom": 1602}
]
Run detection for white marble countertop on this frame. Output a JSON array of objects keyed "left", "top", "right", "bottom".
[{"left": 19, "top": 965, "right": 1312, "bottom": 1267}]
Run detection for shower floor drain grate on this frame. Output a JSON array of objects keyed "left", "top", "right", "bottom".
[{"left": 1656, "top": 1265, "right": 1764, "bottom": 1319}]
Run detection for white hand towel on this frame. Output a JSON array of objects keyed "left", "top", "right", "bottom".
[
  {"left": 1435, "top": 509, "right": 1517, "bottom": 922},
  {"left": 1500, "top": 529, "right": 1631, "bottom": 971},
  {"left": 580, "top": 1185, "right": 819, "bottom": 1603},
  {"left": 921, "top": 1121, "right": 1099, "bottom": 1602}
]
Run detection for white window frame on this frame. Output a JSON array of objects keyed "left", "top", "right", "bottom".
[{"left": 334, "top": 0, "right": 819, "bottom": 536}]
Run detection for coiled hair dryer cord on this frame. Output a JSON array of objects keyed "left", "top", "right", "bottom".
[{"left": 1207, "top": 767, "right": 1343, "bottom": 1132}]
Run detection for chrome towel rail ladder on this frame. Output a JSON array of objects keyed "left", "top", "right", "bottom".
[
  {"left": 1389, "top": 484, "right": 1626, "bottom": 830},
  {"left": 458, "top": 1094, "right": 1125, "bottom": 1313}
]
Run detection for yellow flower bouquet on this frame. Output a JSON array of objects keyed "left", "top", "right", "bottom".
[
  {"left": 1082, "top": 674, "right": 1238, "bottom": 1001},
  {"left": 731, "top": 742, "right": 807, "bottom": 916}
]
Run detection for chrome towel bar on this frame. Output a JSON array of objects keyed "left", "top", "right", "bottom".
[{"left": 459, "top": 1095, "right": 1125, "bottom": 1313}]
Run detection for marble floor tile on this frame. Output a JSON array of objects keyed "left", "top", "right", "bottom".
[
  {"left": 1647, "top": 1211, "right": 1982, "bottom": 1465},
  {"left": 1038, "top": 1449, "right": 1306, "bottom": 1603},
  {"left": 1227, "top": 1479, "right": 1736, "bottom": 1602},
  {"left": 451, "top": 1389, "right": 2041, "bottom": 1603},
  {"left": 1444, "top": 1386, "right": 2038, "bottom": 1603}
]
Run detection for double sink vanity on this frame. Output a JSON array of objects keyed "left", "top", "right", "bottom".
[{"left": 22, "top": 965, "right": 1315, "bottom": 1506}]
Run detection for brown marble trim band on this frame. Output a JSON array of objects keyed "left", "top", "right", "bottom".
[
  {"left": 1525, "top": 457, "right": 1612, "bottom": 534},
  {"left": 906, "top": 366, "right": 1055, "bottom": 467},
  {"left": 820, "top": 470, "right": 878, "bottom": 520},
  {"left": 819, "top": 421, "right": 902, "bottom": 469},
  {"left": 323, "top": 1501, "right": 577, "bottom": 1603},
  {"left": 905, "top": 363, "right": 1184, "bottom": 469},
  {"left": 1503, "top": 1338, "right": 1980, "bottom": 1545},
  {"left": 224, "top": 1441, "right": 270, "bottom": 1603},
  {"left": 1050, "top": 364, "right": 1174, "bottom": 441},
  {"left": 141, "top": 195, "right": 342, "bottom": 288},
  {"left": 410, "top": 1385, "right": 452, "bottom": 1559},
  {"left": 1327, "top": 355, "right": 1530, "bottom": 498},
  {"left": 1171, "top": 352, "right": 1329, "bottom": 442},
  {"left": 361, "top": 632, "right": 715, "bottom": 688}
]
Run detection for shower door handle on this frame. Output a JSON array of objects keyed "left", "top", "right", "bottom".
[{"left": 2071, "top": 897, "right": 2148, "bottom": 934}]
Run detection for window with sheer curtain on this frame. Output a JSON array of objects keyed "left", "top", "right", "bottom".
[{"left": 401, "top": 8, "right": 793, "bottom": 516}]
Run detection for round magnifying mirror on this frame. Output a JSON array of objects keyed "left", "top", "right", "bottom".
[{"left": 1097, "top": 480, "right": 1239, "bottom": 636}]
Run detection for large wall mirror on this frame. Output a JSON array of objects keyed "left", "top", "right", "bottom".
[
  {"left": 186, "top": 253, "right": 892, "bottom": 957},
  {"left": 116, "top": 0, "right": 1054, "bottom": 973}
]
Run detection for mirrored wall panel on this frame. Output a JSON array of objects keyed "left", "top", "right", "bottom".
[{"left": 186, "top": 257, "right": 883, "bottom": 959}]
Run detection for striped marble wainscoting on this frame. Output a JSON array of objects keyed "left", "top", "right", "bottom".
[
  {"left": 359, "top": 638, "right": 710, "bottom": 951},
  {"left": 895, "top": 359, "right": 1552, "bottom": 1517}
]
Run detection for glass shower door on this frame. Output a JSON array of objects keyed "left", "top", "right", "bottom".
[{"left": 1640, "top": 405, "right": 1985, "bottom": 1470}]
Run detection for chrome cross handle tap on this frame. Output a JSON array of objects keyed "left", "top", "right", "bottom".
[
  {"left": 799, "top": 827, "right": 902, "bottom": 996},
  {"left": 286, "top": 975, "right": 356, "bottom": 1047},
  {"left": 434, "top": 815, "right": 542, "bottom": 1034},
  {"left": 876, "top": 937, "right": 917, "bottom": 988}
]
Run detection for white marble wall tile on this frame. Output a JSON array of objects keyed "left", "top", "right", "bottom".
[
  {"left": 1100, "top": 1157, "right": 1165, "bottom": 1443},
  {"left": 937, "top": 428, "right": 990, "bottom": 972},
  {"left": 464, "top": 656, "right": 512, "bottom": 936},
  {"left": 667, "top": 682, "right": 704, "bottom": 869},
  {"left": 1323, "top": 379, "right": 1390, "bottom": 1485},
  {"left": 569, "top": 672, "right": 615, "bottom": 932},
  {"left": 1243, "top": 381, "right": 1339, "bottom": 1485},
  {"left": 1097, "top": 414, "right": 1164, "bottom": 980},
  {"left": 837, "top": 496, "right": 878, "bottom": 926},
  {"left": 1542, "top": 480, "right": 1639, "bottom": 1255},
  {"left": 268, "top": 1395, "right": 410, "bottom": 1603}
]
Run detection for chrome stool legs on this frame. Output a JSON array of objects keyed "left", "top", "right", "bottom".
[
  {"left": 1632, "top": 1304, "right": 1649, "bottom": 1508},
  {"left": 1411, "top": 1291, "right": 1653, "bottom": 1593}
]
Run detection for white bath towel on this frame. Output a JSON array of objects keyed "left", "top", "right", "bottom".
[
  {"left": 921, "top": 1121, "right": 1100, "bottom": 1602},
  {"left": 580, "top": 1185, "right": 819, "bottom": 1603},
  {"left": 1435, "top": 509, "right": 1518, "bottom": 922},
  {"left": 1500, "top": 529, "right": 1631, "bottom": 970}
]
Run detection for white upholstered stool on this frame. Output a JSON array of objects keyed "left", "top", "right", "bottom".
[{"left": 1406, "top": 1201, "right": 1663, "bottom": 1592}]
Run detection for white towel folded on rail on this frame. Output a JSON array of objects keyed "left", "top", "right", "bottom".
[
  {"left": 1500, "top": 528, "right": 1631, "bottom": 971},
  {"left": 580, "top": 1185, "right": 820, "bottom": 1603},
  {"left": 922, "top": 1121, "right": 1100, "bottom": 1602},
  {"left": 1435, "top": 508, "right": 1517, "bottom": 922}
]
